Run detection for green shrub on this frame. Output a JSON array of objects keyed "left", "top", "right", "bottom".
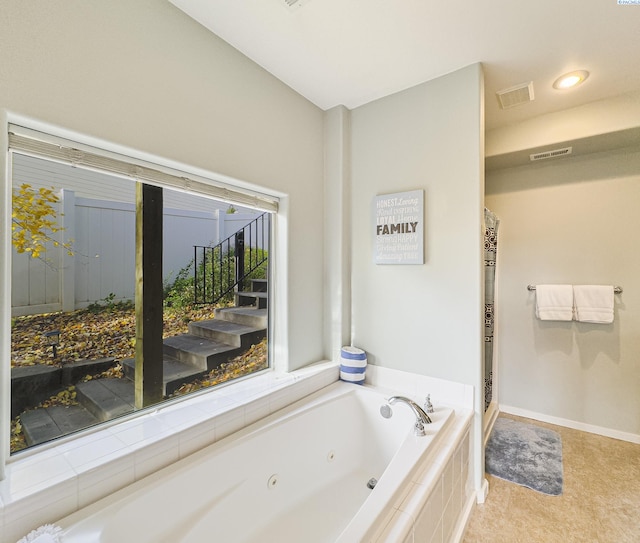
[
  {"left": 163, "top": 262, "right": 195, "bottom": 310},
  {"left": 87, "top": 293, "right": 134, "bottom": 313}
]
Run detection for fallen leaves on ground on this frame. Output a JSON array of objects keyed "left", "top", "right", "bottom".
[
  {"left": 40, "top": 387, "right": 78, "bottom": 408},
  {"left": 10, "top": 418, "right": 26, "bottom": 452},
  {"left": 82, "top": 363, "right": 124, "bottom": 381},
  {"left": 11, "top": 305, "right": 217, "bottom": 367}
]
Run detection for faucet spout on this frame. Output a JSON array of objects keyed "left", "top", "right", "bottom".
[{"left": 387, "top": 396, "right": 432, "bottom": 436}]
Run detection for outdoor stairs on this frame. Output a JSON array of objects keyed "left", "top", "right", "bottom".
[{"left": 20, "top": 279, "right": 268, "bottom": 447}]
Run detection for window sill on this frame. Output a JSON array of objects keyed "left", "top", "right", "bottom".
[{"left": 0, "top": 362, "right": 339, "bottom": 543}]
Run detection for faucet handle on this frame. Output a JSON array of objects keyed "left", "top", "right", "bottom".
[
  {"left": 414, "top": 420, "right": 427, "bottom": 437},
  {"left": 424, "top": 394, "right": 434, "bottom": 414}
]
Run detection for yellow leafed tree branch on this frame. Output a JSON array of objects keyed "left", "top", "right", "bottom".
[{"left": 11, "top": 183, "right": 73, "bottom": 259}]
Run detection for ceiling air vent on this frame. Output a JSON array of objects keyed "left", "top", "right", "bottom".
[
  {"left": 496, "top": 82, "right": 535, "bottom": 109},
  {"left": 530, "top": 147, "right": 573, "bottom": 162},
  {"left": 281, "top": 0, "right": 312, "bottom": 11}
]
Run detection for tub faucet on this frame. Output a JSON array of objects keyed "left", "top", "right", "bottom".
[{"left": 386, "top": 396, "right": 432, "bottom": 437}]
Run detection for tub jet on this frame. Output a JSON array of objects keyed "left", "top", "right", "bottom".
[{"left": 367, "top": 477, "right": 378, "bottom": 490}]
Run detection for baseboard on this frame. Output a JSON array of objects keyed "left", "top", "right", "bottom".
[
  {"left": 452, "top": 491, "right": 479, "bottom": 543},
  {"left": 477, "top": 478, "right": 489, "bottom": 504},
  {"left": 500, "top": 404, "right": 640, "bottom": 445},
  {"left": 483, "top": 402, "right": 499, "bottom": 447}
]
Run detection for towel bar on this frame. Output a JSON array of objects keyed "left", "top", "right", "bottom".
[{"left": 527, "top": 284, "right": 622, "bottom": 294}]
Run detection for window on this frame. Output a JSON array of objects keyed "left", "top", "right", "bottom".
[{"left": 7, "top": 126, "right": 276, "bottom": 454}]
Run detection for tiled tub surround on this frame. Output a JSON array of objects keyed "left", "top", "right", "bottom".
[
  {"left": 0, "top": 363, "right": 338, "bottom": 543},
  {"left": 55, "top": 383, "right": 463, "bottom": 542},
  {"left": 362, "top": 364, "right": 475, "bottom": 543},
  {"left": 2, "top": 363, "right": 473, "bottom": 543},
  {"left": 372, "top": 417, "right": 472, "bottom": 543}
]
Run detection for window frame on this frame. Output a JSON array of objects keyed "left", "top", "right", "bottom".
[{"left": 1, "top": 114, "right": 287, "bottom": 474}]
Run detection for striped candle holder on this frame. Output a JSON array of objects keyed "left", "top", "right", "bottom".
[{"left": 340, "top": 346, "right": 367, "bottom": 385}]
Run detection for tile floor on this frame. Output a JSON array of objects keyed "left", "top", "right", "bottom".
[{"left": 463, "top": 414, "right": 640, "bottom": 543}]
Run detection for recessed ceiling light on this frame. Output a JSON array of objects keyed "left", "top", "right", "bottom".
[{"left": 553, "top": 70, "right": 590, "bottom": 90}]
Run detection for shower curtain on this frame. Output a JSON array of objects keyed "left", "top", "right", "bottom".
[{"left": 484, "top": 208, "right": 499, "bottom": 412}]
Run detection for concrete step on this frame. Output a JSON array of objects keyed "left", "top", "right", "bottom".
[
  {"left": 76, "top": 378, "right": 135, "bottom": 422},
  {"left": 160, "top": 358, "right": 210, "bottom": 395},
  {"left": 163, "top": 334, "right": 243, "bottom": 371},
  {"left": 11, "top": 365, "right": 64, "bottom": 420},
  {"left": 250, "top": 278, "right": 268, "bottom": 292},
  {"left": 215, "top": 306, "right": 268, "bottom": 329},
  {"left": 188, "top": 319, "right": 265, "bottom": 348},
  {"left": 121, "top": 357, "right": 210, "bottom": 396},
  {"left": 61, "top": 357, "right": 118, "bottom": 386},
  {"left": 235, "top": 291, "right": 268, "bottom": 309},
  {"left": 20, "top": 404, "right": 100, "bottom": 447}
]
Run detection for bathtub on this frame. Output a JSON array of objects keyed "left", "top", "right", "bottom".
[{"left": 57, "top": 381, "right": 458, "bottom": 543}]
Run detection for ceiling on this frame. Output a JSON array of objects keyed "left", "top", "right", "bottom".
[{"left": 169, "top": 0, "right": 640, "bottom": 131}]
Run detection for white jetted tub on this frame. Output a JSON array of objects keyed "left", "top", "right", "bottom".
[{"left": 57, "top": 381, "right": 456, "bottom": 542}]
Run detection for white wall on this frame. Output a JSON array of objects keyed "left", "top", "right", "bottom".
[
  {"left": 486, "top": 148, "right": 640, "bottom": 437},
  {"left": 486, "top": 91, "right": 640, "bottom": 439},
  {"left": 0, "top": 0, "right": 324, "bottom": 373},
  {"left": 486, "top": 90, "right": 640, "bottom": 158},
  {"left": 347, "top": 64, "right": 485, "bottom": 493},
  {"left": 323, "top": 106, "right": 352, "bottom": 362},
  {"left": 350, "top": 64, "right": 484, "bottom": 386}
]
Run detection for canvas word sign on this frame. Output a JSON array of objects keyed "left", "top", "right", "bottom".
[{"left": 373, "top": 190, "right": 424, "bottom": 265}]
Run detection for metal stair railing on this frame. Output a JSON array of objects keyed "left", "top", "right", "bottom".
[{"left": 193, "top": 212, "right": 269, "bottom": 305}]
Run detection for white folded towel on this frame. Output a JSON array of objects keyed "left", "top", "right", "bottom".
[
  {"left": 15, "top": 524, "right": 62, "bottom": 543},
  {"left": 535, "top": 284, "right": 574, "bottom": 321},
  {"left": 573, "top": 285, "right": 614, "bottom": 324}
]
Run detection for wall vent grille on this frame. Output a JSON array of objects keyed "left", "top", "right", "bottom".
[
  {"left": 496, "top": 82, "right": 535, "bottom": 109},
  {"left": 530, "top": 147, "right": 573, "bottom": 162}
]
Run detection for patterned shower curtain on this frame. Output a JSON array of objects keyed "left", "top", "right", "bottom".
[{"left": 484, "top": 208, "right": 499, "bottom": 412}]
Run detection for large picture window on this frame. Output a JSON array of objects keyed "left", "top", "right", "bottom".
[{"left": 8, "top": 126, "right": 275, "bottom": 454}]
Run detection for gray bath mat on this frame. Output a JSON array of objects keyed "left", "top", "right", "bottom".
[{"left": 485, "top": 417, "right": 563, "bottom": 496}]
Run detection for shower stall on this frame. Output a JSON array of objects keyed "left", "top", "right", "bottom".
[{"left": 484, "top": 208, "right": 499, "bottom": 422}]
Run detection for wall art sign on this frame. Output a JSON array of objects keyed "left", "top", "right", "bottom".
[{"left": 373, "top": 189, "right": 424, "bottom": 265}]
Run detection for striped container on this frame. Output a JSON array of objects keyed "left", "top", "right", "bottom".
[{"left": 340, "top": 346, "right": 367, "bottom": 385}]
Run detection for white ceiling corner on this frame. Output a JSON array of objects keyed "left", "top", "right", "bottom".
[{"left": 169, "top": 0, "right": 640, "bottom": 131}]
